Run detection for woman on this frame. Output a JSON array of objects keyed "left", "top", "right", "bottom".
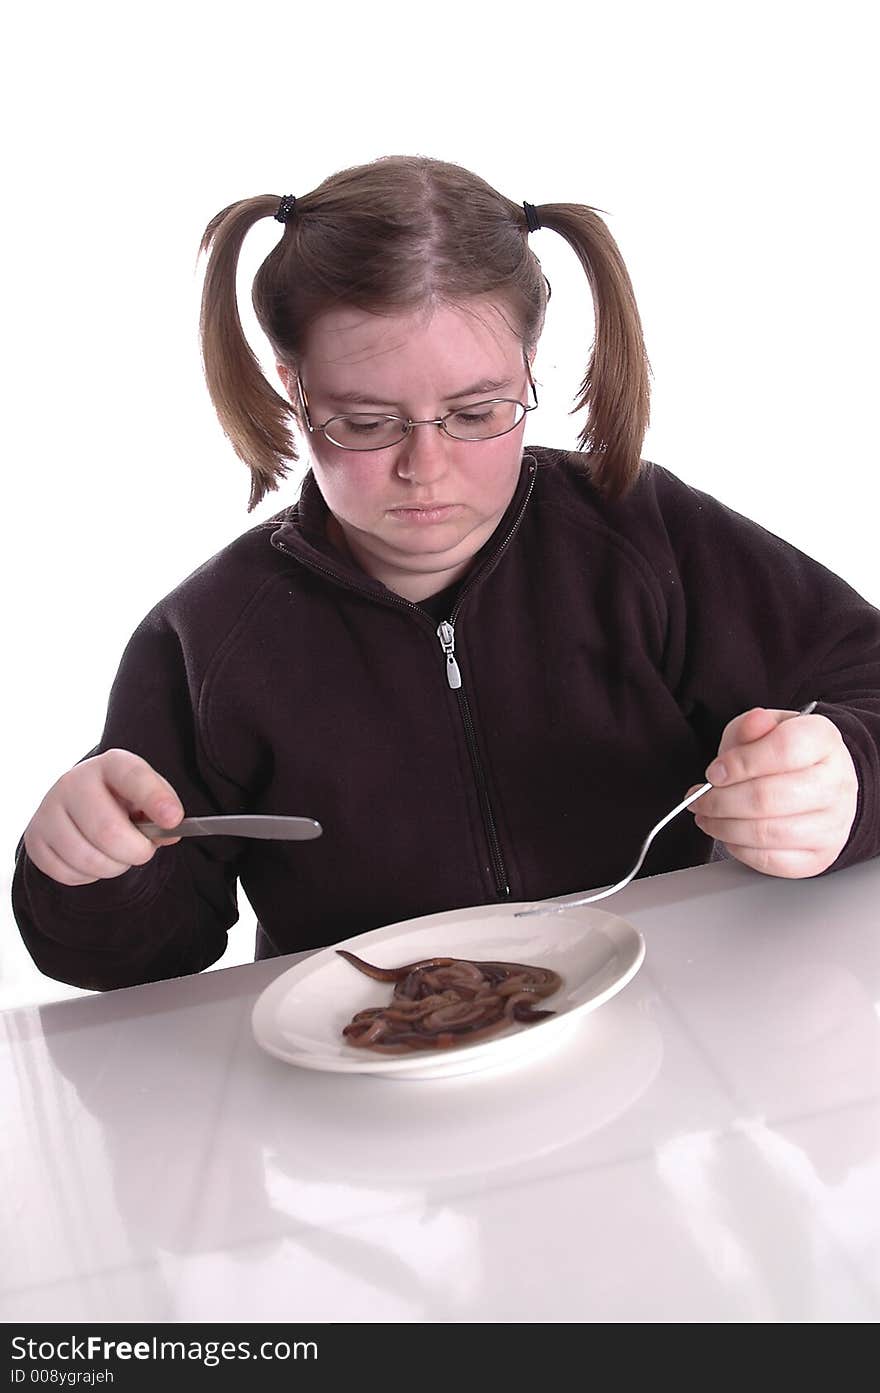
[{"left": 13, "top": 155, "right": 875, "bottom": 991}]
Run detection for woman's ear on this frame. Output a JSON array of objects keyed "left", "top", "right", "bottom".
[{"left": 276, "top": 362, "right": 292, "bottom": 395}]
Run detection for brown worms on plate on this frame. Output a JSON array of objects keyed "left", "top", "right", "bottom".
[{"left": 336, "top": 950, "right": 563, "bottom": 1054}]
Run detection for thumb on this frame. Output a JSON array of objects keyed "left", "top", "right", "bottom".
[
  {"left": 145, "top": 782, "right": 185, "bottom": 828},
  {"left": 101, "top": 752, "right": 184, "bottom": 828},
  {"left": 717, "top": 706, "right": 789, "bottom": 758}
]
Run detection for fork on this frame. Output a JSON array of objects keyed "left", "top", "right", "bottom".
[{"left": 516, "top": 701, "right": 819, "bottom": 918}]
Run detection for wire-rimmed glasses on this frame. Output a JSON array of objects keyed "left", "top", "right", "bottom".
[{"left": 295, "top": 351, "right": 539, "bottom": 451}]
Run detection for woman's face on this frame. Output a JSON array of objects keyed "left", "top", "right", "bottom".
[{"left": 278, "top": 301, "right": 535, "bottom": 600}]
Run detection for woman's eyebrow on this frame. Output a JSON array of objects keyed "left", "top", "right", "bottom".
[{"left": 324, "top": 377, "right": 514, "bottom": 407}]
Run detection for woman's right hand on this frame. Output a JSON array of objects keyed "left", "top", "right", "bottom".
[{"left": 23, "top": 749, "right": 185, "bottom": 886}]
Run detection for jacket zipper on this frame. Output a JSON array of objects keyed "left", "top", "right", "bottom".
[
  {"left": 435, "top": 460, "right": 538, "bottom": 896},
  {"left": 436, "top": 617, "right": 509, "bottom": 896},
  {"left": 436, "top": 621, "right": 462, "bottom": 688},
  {"left": 273, "top": 459, "right": 538, "bottom": 901}
]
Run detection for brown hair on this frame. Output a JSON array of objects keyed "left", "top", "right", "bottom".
[{"left": 197, "top": 154, "right": 651, "bottom": 511}]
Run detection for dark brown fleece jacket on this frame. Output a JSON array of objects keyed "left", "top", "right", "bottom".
[{"left": 12, "top": 447, "right": 880, "bottom": 989}]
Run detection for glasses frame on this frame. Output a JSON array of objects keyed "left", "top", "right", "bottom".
[{"left": 294, "top": 350, "right": 539, "bottom": 451}]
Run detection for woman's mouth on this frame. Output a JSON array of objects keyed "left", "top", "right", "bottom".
[{"left": 388, "top": 504, "right": 460, "bottom": 524}]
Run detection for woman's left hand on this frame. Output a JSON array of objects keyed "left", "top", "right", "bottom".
[{"left": 685, "top": 706, "right": 860, "bottom": 878}]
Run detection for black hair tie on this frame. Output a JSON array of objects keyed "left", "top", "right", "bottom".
[
  {"left": 523, "top": 201, "right": 542, "bottom": 233},
  {"left": 275, "top": 194, "right": 297, "bottom": 224}
]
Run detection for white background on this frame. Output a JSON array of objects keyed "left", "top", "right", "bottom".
[{"left": 2, "top": 0, "right": 877, "bottom": 1008}]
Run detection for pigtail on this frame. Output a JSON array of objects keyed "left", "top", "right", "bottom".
[
  {"left": 197, "top": 196, "right": 300, "bottom": 511},
  {"left": 533, "top": 204, "right": 652, "bottom": 500}
]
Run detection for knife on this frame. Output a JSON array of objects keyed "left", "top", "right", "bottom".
[{"left": 135, "top": 815, "right": 323, "bottom": 841}]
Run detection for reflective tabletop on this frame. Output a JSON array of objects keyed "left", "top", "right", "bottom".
[{"left": 3, "top": 857, "right": 879, "bottom": 1323}]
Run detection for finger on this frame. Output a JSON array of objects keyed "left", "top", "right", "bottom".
[
  {"left": 706, "top": 712, "right": 828, "bottom": 788},
  {"left": 70, "top": 785, "right": 181, "bottom": 871},
  {"left": 25, "top": 829, "right": 128, "bottom": 887},
  {"left": 28, "top": 804, "right": 143, "bottom": 884},
  {"left": 100, "top": 750, "right": 185, "bottom": 825},
  {"left": 684, "top": 783, "right": 711, "bottom": 802},
  {"left": 692, "top": 808, "right": 833, "bottom": 851},
  {"left": 720, "top": 842, "right": 832, "bottom": 879},
  {"left": 128, "top": 807, "right": 182, "bottom": 847},
  {"left": 688, "top": 765, "right": 835, "bottom": 821},
  {"left": 717, "top": 706, "right": 784, "bottom": 759}
]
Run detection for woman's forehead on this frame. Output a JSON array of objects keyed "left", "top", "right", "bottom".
[{"left": 302, "top": 300, "right": 520, "bottom": 368}]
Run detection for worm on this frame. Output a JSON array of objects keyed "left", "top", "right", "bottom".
[{"left": 337, "top": 951, "right": 563, "bottom": 1054}]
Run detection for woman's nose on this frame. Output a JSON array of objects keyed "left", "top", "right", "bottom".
[{"left": 393, "top": 424, "right": 454, "bottom": 483}]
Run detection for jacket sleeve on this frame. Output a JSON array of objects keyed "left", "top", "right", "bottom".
[
  {"left": 650, "top": 466, "right": 880, "bottom": 874},
  {"left": 10, "top": 606, "right": 246, "bottom": 991}
]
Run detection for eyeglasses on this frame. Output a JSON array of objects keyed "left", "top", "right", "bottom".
[{"left": 295, "top": 351, "right": 539, "bottom": 451}]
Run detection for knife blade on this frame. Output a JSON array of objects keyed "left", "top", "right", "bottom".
[{"left": 135, "top": 815, "right": 323, "bottom": 841}]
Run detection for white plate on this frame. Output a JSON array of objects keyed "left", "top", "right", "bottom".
[{"left": 251, "top": 900, "right": 646, "bottom": 1080}]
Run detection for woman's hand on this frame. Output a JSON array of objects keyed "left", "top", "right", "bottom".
[
  {"left": 686, "top": 707, "right": 859, "bottom": 878},
  {"left": 23, "top": 749, "right": 184, "bottom": 886}
]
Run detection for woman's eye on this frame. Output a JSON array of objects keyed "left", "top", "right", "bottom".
[
  {"left": 346, "top": 420, "right": 382, "bottom": 433},
  {"left": 454, "top": 409, "right": 495, "bottom": 424}
]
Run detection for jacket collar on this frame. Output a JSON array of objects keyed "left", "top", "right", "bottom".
[{"left": 270, "top": 449, "right": 543, "bottom": 598}]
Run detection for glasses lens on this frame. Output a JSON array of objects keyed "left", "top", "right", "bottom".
[
  {"left": 323, "top": 415, "right": 406, "bottom": 449},
  {"left": 443, "top": 400, "right": 524, "bottom": 441}
]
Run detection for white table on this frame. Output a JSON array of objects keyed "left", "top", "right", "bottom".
[{"left": 3, "top": 858, "right": 879, "bottom": 1323}]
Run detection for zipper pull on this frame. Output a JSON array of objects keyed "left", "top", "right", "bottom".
[{"left": 436, "top": 620, "right": 462, "bottom": 689}]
